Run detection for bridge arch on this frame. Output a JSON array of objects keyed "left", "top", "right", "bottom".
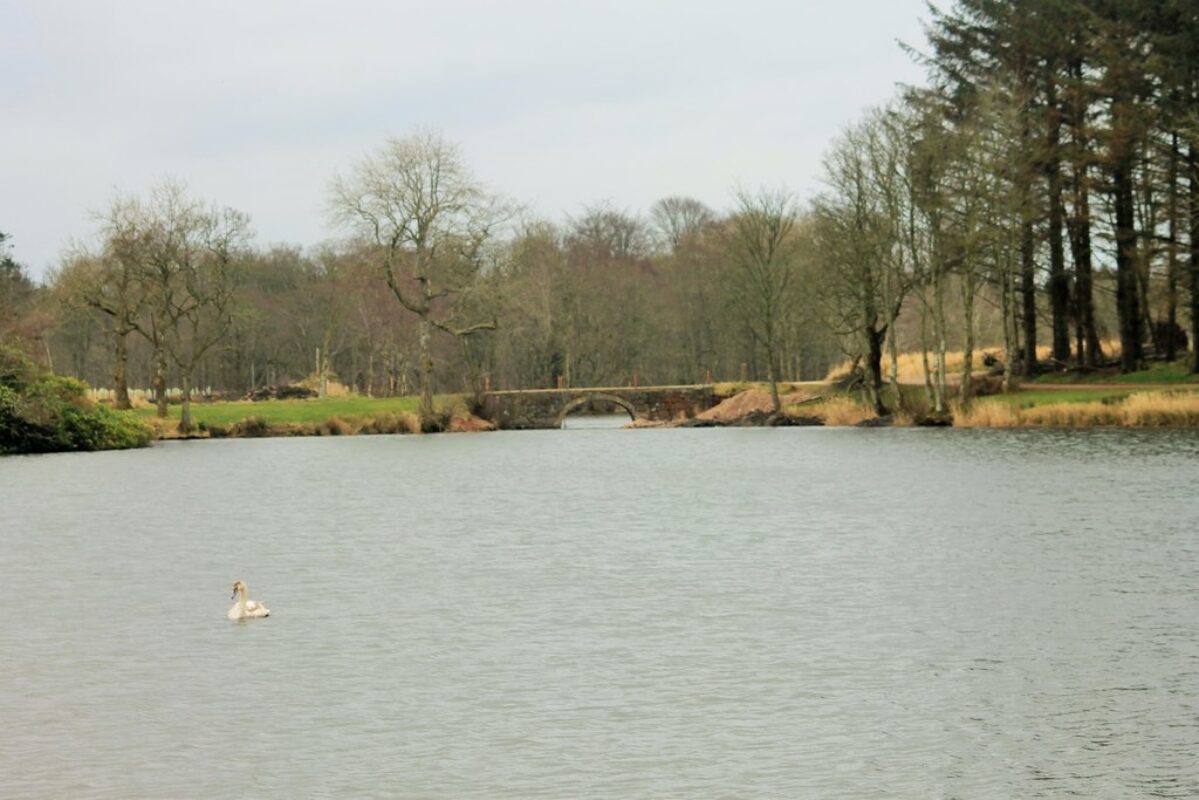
[{"left": 554, "top": 392, "right": 640, "bottom": 428}]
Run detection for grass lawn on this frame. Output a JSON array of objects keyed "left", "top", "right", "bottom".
[
  {"left": 995, "top": 388, "right": 1138, "bottom": 407},
  {"left": 133, "top": 394, "right": 465, "bottom": 427},
  {"left": 1033, "top": 360, "right": 1199, "bottom": 385}
]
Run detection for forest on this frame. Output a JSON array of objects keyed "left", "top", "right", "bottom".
[{"left": 1, "top": 0, "right": 1197, "bottom": 432}]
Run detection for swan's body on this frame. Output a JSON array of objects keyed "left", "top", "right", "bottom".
[{"left": 228, "top": 580, "right": 270, "bottom": 620}]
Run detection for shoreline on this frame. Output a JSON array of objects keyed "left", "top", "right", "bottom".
[
  {"left": 141, "top": 389, "right": 1199, "bottom": 442},
  {"left": 10, "top": 382, "right": 1197, "bottom": 457}
]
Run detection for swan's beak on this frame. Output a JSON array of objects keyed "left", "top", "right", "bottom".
[{"left": 231, "top": 589, "right": 237, "bottom": 600}]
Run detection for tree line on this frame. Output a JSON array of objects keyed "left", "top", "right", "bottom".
[
  {"left": 3, "top": 149, "right": 839, "bottom": 431},
  {"left": 2, "top": 0, "right": 1196, "bottom": 429},
  {"left": 811, "top": 0, "right": 1199, "bottom": 415}
]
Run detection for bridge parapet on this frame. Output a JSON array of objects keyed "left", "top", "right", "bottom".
[{"left": 480, "top": 385, "right": 717, "bottom": 430}]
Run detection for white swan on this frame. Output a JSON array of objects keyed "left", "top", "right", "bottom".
[{"left": 228, "top": 580, "right": 270, "bottom": 620}]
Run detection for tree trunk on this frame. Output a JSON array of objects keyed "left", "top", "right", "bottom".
[
  {"left": 1068, "top": 196, "right": 1100, "bottom": 368},
  {"left": 1190, "top": 142, "right": 1199, "bottom": 373},
  {"left": 1166, "top": 131, "right": 1180, "bottom": 361},
  {"left": 1066, "top": 58, "right": 1101, "bottom": 368},
  {"left": 154, "top": 346, "right": 168, "bottom": 418},
  {"left": 112, "top": 330, "right": 132, "bottom": 410},
  {"left": 417, "top": 315, "right": 436, "bottom": 430},
  {"left": 1000, "top": 252, "right": 1015, "bottom": 394},
  {"left": 919, "top": 293, "right": 934, "bottom": 405},
  {"left": 1020, "top": 217, "right": 1037, "bottom": 377},
  {"left": 765, "top": 340, "right": 781, "bottom": 415},
  {"left": 1134, "top": 149, "right": 1157, "bottom": 356},
  {"left": 932, "top": 266, "right": 949, "bottom": 414},
  {"left": 1019, "top": 103, "right": 1038, "bottom": 378},
  {"left": 959, "top": 273, "right": 976, "bottom": 404},
  {"left": 1113, "top": 155, "right": 1143, "bottom": 372},
  {"left": 1046, "top": 73, "right": 1071, "bottom": 363},
  {"left": 886, "top": 316, "right": 902, "bottom": 413},
  {"left": 865, "top": 325, "right": 886, "bottom": 417},
  {"left": 179, "top": 371, "right": 193, "bottom": 434}
]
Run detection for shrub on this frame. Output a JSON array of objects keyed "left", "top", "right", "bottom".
[
  {"left": 360, "top": 412, "right": 419, "bottom": 434},
  {"left": 230, "top": 416, "right": 273, "bottom": 438},
  {"left": 320, "top": 416, "right": 353, "bottom": 436},
  {"left": 0, "top": 346, "right": 151, "bottom": 455},
  {"left": 204, "top": 421, "right": 230, "bottom": 438}
]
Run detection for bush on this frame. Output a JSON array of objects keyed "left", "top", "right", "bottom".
[
  {"left": 201, "top": 420, "right": 230, "bottom": 438},
  {"left": 319, "top": 416, "right": 352, "bottom": 436},
  {"left": 230, "top": 416, "right": 273, "bottom": 438},
  {"left": 0, "top": 346, "right": 151, "bottom": 455},
  {"left": 367, "top": 412, "right": 420, "bottom": 434}
]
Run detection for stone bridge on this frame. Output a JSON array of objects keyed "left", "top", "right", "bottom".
[{"left": 479, "top": 385, "right": 718, "bottom": 430}]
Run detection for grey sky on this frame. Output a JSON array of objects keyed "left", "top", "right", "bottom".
[{"left": 2, "top": 1, "right": 931, "bottom": 278}]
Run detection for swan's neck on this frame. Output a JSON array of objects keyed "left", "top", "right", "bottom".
[{"left": 237, "top": 587, "right": 248, "bottom": 611}]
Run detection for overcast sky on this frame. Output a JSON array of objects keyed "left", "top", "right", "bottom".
[{"left": 2, "top": 1, "right": 932, "bottom": 278}]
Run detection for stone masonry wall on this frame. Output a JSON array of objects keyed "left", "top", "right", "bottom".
[{"left": 480, "top": 386, "right": 717, "bottom": 430}]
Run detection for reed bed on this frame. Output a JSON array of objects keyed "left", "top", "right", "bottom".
[
  {"left": 157, "top": 410, "right": 425, "bottom": 439},
  {"left": 810, "top": 395, "right": 876, "bottom": 426},
  {"left": 955, "top": 390, "right": 1199, "bottom": 428},
  {"left": 950, "top": 401, "right": 1020, "bottom": 428},
  {"left": 1121, "top": 391, "right": 1199, "bottom": 426},
  {"left": 1020, "top": 402, "right": 1120, "bottom": 427}
]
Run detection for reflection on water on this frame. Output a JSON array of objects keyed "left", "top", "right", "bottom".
[
  {"left": 561, "top": 413, "right": 633, "bottom": 430},
  {"left": 2, "top": 428, "right": 1199, "bottom": 798}
]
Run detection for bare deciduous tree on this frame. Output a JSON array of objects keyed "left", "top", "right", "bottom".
[
  {"left": 135, "top": 182, "right": 248, "bottom": 431},
  {"left": 650, "top": 196, "right": 715, "bottom": 253},
  {"left": 813, "top": 114, "right": 910, "bottom": 417},
  {"left": 330, "top": 131, "right": 509, "bottom": 429},
  {"left": 54, "top": 238, "right": 144, "bottom": 410},
  {"left": 566, "top": 202, "right": 651, "bottom": 262},
  {"left": 726, "top": 189, "right": 801, "bottom": 414}
]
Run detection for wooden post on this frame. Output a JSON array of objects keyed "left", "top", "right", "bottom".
[
  {"left": 483, "top": 374, "right": 491, "bottom": 392},
  {"left": 556, "top": 375, "right": 565, "bottom": 389}
]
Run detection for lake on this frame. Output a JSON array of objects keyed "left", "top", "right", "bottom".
[{"left": 3, "top": 426, "right": 1199, "bottom": 798}]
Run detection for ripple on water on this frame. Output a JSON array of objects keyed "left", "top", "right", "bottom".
[{"left": 1, "top": 428, "right": 1198, "bottom": 797}]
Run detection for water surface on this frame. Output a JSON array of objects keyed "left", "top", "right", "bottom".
[{"left": 2, "top": 427, "right": 1199, "bottom": 797}]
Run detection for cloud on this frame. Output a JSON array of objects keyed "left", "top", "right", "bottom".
[{"left": 0, "top": 0, "right": 929, "bottom": 277}]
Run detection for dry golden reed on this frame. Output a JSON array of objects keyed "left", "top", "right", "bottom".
[
  {"left": 273, "top": 411, "right": 422, "bottom": 437},
  {"left": 1020, "top": 402, "right": 1119, "bottom": 427},
  {"left": 320, "top": 416, "right": 352, "bottom": 436},
  {"left": 350, "top": 412, "right": 421, "bottom": 435},
  {"left": 954, "top": 390, "right": 1199, "bottom": 428},
  {"left": 1121, "top": 391, "right": 1199, "bottom": 426},
  {"left": 950, "top": 401, "right": 1020, "bottom": 428},
  {"left": 825, "top": 347, "right": 1047, "bottom": 383},
  {"left": 813, "top": 396, "right": 875, "bottom": 426},
  {"left": 825, "top": 339, "right": 1123, "bottom": 383}
]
